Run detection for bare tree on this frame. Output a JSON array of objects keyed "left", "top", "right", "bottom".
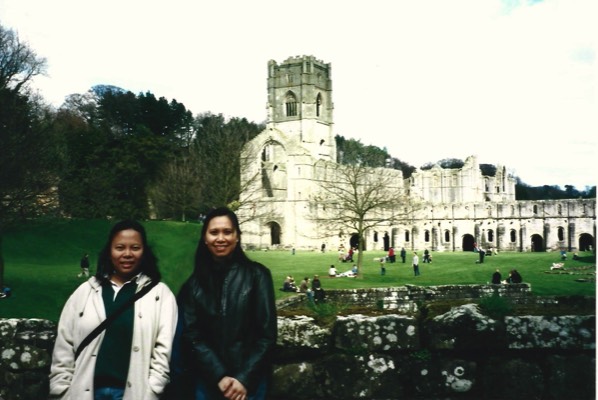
[
  {"left": 310, "top": 161, "right": 417, "bottom": 274},
  {"left": 0, "top": 25, "right": 47, "bottom": 92}
]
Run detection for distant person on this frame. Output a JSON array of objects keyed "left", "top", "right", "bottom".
[
  {"left": 412, "top": 252, "right": 420, "bottom": 276},
  {"left": 477, "top": 247, "right": 486, "bottom": 264},
  {"left": 299, "top": 276, "right": 313, "bottom": 302},
  {"left": 423, "top": 249, "right": 430, "bottom": 263},
  {"left": 50, "top": 220, "right": 178, "bottom": 400},
  {"left": 400, "top": 247, "right": 406, "bottom": 263},
  {"left": 491, "top": 269, "right": 502, "bottom": 284},
  {"left": 338, "top": 244, "right": 346, "bottom": 261},
  {"left": 380, "top": 257, "right": 386, "bottom": 275},
  {"left": 351, "top": 264, "right": 358, "bottom": 275},
  {"left": 388, "top": 247, "right": 396, "bottom": 263},
  {"left": 78, "top": 253, "right": 90, "bottom": 278},
  {"left": 328, "top": 264, "right": 338, "bottom": 277},
  {"left": 312, "top": 275, "right": 325, "bottom": 303},
  {"left": 321, "top": 243, "right": 326, "bottom": 253},
  {"left": 506, "top": 269, "right": 522, "bottom": 284},
  {"left": 560, "top": 249, "right": 567, "bottom": 260},
  {"left": 347, "top": 247, "right": 354, "bottom": 262},
  {"left": 281, "top": 276, "right": 297, "bottom": 292},
  {"left": 573, "top": 252, "right": 580, "bottom": 260}
]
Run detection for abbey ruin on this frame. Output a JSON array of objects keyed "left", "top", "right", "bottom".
[{"left": 237, "top": 55, "right": 595, "bottom": 253}]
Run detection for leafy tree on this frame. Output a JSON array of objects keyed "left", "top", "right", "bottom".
[
  {"left": 191, "top": 113, "right": 263, "bottom": 212},
  {"left": 515, "top": 181, "right": 596, "bottom": 200},
  {"left": 57, "top": 88, "right": 195, "bottom": 219},
  {"left": 387, "top": 157, "right": 416, "bottom": 179},
  {"left": 0, "top": 24, "right": 55, "bottom": 289},
  {"left": 336, "top": 136, "right": 389, "bottom": 167}
]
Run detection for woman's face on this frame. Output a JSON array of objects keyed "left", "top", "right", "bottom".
[
  {"left": 110, "top": 229, "right": 144, "bottom": 285},
  {"left": 205, "top": 215, "right": 238, "bottom": 261}
]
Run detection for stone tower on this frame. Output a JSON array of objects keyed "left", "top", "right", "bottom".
[{"left": 266, "top": 55, "right": 336, "bottom": 161}]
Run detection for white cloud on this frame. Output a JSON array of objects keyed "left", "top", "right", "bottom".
[{"left": 1, "top": 0, "right": 595, "bottom": 189}]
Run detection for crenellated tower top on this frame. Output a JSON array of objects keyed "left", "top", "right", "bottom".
[{"left": 266, "top": 55, "right": 336, "bottom": 161}]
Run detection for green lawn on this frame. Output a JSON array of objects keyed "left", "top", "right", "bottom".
[{"left": 0, "top": 219, "right": 595, "bottom": 322}]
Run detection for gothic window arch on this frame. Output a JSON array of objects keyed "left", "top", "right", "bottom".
[
  {"left": 316, "top": 93, "right": 322, "bottom": 117},
  {"left": 558, "top": 227, "right": 564, "bottom": 241},
  {"left": 488, "top": 229, "right": 494, "bottom": 242},
  {"left": 557, "top": 204, "right": 562, "bottom": 215},
  {"left": 510, "top": 229, "right": 516, "bottom": 243},
  {"left": 405, "top": 230, "right": 410, "bottom": 242},
  {"left": 444, "top": 230, "right": 450, "bottom": 242},
  {"left": 285, "top": 91, "right": 297, "bottom": 117},
  {"left": 424, "top": 230, "right": 430, "bottom": 242},
  {"left": 533, "top": 204, "right": 538, "bottom": 214}
]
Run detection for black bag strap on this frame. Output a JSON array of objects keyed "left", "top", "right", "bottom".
[{"left": 74, "top": 280, "right": 158, "bottom": 360}]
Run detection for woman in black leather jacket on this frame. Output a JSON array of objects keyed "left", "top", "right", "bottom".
[{"left": 178, "top": 207, "right": 277, "bottom": 400}]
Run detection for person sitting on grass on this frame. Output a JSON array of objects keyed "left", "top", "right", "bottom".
[
  {"left": 328, "top": 264, "right": 338, "bottom": 277},
  {"left": 281, "top": 275, "right": 298, "bottom": 292},
  {"left": 506, "top": 269, "right": 522, "bottom": 284}
]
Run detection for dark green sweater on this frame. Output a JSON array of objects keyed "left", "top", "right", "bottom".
[{"left": 94, "top": 281, "right": 137, "bottom": 388}]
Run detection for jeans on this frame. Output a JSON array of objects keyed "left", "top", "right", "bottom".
[
  {"left": 94, "top": 387, "right": 124, "bottom": 400},
  {"left": 195, "top": 376, "right": 268, "bottom": 400}
]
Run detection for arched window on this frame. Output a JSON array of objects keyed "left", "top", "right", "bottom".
[
  {"left": 285, "top": 92, "right": 297, "bottom": 117},
  {"left": 557, "top": 204, "right": 562, "bottom": 215},
  {"left": 510, "top": 229, "right": 516, "bottom": 243},
  {"left": 405, "top": 230, "right": 410, "bottom": 242},
  {"left": 557, "top": 227, "right": 564, "bottom": 241},
  {"left": 533, "top": 204, "right": 538, "bottom": 214},
  {"left": 316, "top": 93, "right": 322, "bottom": 117},
  {"left": 488, "top": 229, "right": 494, "bottom": 242},
  {"left": 424, "top": 230, "right": 430, "bottom": 242},
  {"left": 444, "top": 230, "right": 450, "bottom": 242}
]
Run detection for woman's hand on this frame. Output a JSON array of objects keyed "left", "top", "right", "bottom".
[{"left": 218, "top": 376, "right": 247, "bottom": 400}]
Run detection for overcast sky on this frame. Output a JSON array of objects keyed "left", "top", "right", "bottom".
[{"left": 1, "top": 0, "right": 596, "bottom": 189}]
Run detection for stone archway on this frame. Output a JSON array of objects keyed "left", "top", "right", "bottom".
[
  {"left": 531, "top": 234, "right": 544, "bottom": 252},
  {"left": 462, "top": 234, "right": 475, "bottom": 251},
  {"left": 268, "top": 221, "right": 281, "bottom": 245},
  {"left": 350, "top": 233, "right": 362, "bottom": 250},
  {"left": 578, "top": 233, "right": 594, "bottom": 252}
]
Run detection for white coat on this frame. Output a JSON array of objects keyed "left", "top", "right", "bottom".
[{"left": 49, "top": 275, "right": 178, "bottom": 400}]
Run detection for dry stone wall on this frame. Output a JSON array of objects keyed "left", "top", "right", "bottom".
[{"left": 0, "top": 285, "right": 595, "bottom": 400}]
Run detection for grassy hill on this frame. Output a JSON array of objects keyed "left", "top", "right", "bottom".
[{"left": 0, "top": 218, "right": 595, "bottom": 322}]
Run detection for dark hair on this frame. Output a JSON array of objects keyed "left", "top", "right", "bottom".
[
  {"left": 193, "top": 207, "right": 252, "bottom": 279},
  {"left": 95, "top": 219, "right": 161, "bottom": 284}
]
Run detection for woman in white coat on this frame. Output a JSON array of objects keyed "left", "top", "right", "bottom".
[{"left": 49, "top": 220, "right": 178, "bottom": 400}]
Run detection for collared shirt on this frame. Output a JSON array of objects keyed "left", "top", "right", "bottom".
[{"left": 109, "top": 273, "right": 142, "bottom": 300}]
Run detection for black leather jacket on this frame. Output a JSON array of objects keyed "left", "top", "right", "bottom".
[{"left": 178, "top": 260, "right": 277, "bottom": 395}]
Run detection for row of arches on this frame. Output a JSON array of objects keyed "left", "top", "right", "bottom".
[{"left": 266, "top": 220, "right": 594, "bottom": 254}]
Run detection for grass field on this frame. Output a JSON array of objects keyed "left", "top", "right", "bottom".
[{"left": 0, "top": 218, "right": 595, "bottom": 322}]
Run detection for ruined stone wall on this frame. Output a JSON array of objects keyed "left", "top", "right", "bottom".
[{"left": 1, "top": 286, "right": 595, "bottom": 400}]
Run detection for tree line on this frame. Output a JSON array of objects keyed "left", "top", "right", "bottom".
[{"left": 1, "top": 22, "right": 594, "bottom": 226}]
